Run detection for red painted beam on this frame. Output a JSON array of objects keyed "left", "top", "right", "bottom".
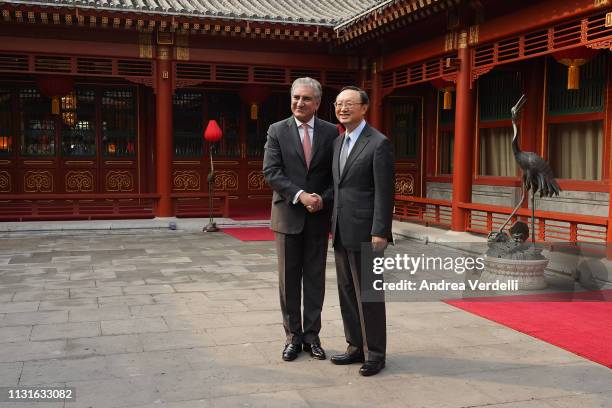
[
  {"left": 383, "top": 0, "right": 605, "bottom": 72},
  {"left": 189, "top": 48, "right": 351, "bottom": 70},
  {"left": 477, "top": 0, "right": 605, "bottom": 45},
  {"left": 0, "top": 35, "right": 140, "bottom": 58}
]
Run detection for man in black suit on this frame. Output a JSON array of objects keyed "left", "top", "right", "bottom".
[
  {"left": 330, "top": 86, "right": 394, "bottom": 376},
  {"left": 263, "top": 77, "right": 338, "bottom": 362}
]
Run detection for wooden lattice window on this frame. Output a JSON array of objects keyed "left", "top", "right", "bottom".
[
  {"left": 60, "top": 89, "right": 96, "bottom": 157},
  {"left": 19, "top": 87, "right": 56, "bottom": 157},
  {"left": 102, "top": 89, "right": 136, "bottom": 157},
  {"left": 478, "top": 70, "right": 522, "bottom": 177},
  {"left": 247, "top": 93, "right": 287, "bottom": 158},
  {"left": 546, "top": 54, "right": 607, "bottom": 181},
  {"left": 173, "top": 91, "right": 204, "bottom": 157},
  {"left": 0, "top": 87, "right": 12, "bottom": 155},
  {"left": 207, "top": 93, "right": 241, "bottom": 158},
  {"left": 390, "top": 99, "right": 420, "bottom": 160}
]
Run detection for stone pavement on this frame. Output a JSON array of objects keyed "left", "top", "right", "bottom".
[{"left": 0, "top": 226, "right": 611, "bottom": 408}]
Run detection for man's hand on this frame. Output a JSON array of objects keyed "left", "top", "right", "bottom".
[
  {"left": 299, "top": 192, "right": 322, "bottom": 213},
  {"left": 371, "top": 236, "right": 388, "bottom": 252}
]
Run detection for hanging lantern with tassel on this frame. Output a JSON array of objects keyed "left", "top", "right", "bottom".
[
  {"left": 553, "top": 47, "right": 599, "bottom": 90},
  {"left": 36, "top": 75, "right": 74, "bottom": 115},
  {"left": 239, "top": 85, "right": 271, "bottom": 120},
  {"left": 431, "top": 78, "right": 455, "bottom": 110}
]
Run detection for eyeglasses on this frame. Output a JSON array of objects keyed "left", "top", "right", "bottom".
[{"left": 333, "top": 102, "right": 363, "bottom": 109}]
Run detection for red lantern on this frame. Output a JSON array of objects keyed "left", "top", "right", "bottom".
[
  {"left": 431, "top": 78, "right": 454, "bottom": 110},
  {"left": 36, "top": 75, "right": 74, "bottom": 115},
  {"left": 204, "top": 120, "right": 223, "bottom": 143},
  {"left": 239, "top": 85, "right": 271, "bottom": 120},
  {"left": 553, "top": 47, "right": 599, "bottom": 90}
]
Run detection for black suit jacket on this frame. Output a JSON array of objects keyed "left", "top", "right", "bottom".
[
  {"left": 331, "top": 123, "right": 395, "bottom": 251},
  {"left": 263, "top": 116, "right": 338, "bottom": 235}
]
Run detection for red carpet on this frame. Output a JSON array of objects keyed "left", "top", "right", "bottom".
[
  {"left": 229, "top": 206, "right": 270, "bottom": 221},
  {"left": 446, "top": 290, "right": 612, "bottom": 368},
  {"left": 222, "top": 227, "right": 274, "bottom": 241}
]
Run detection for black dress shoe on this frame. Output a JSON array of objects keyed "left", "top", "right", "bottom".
[
  {"left": 282, "top": 343, "right": 301, "bottom": 361},
  {"left": 303, "top": 343, "right": 326, "bottom": 360},
  {"left": 359, "top": 360, "right": 385, "bottom": 376},
  {"left": 330, "top": 351, "right": 365, "bottom": 365}
]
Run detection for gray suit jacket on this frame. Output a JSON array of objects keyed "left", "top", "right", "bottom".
[
  {"left": 263, "top": 116, "right": 338, "bottom": 235},
  {"left": 331, "top": 123, "right": 395, "bottom": 251}
]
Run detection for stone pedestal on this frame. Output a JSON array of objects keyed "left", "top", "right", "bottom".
[{"left": 480, "top": 255, "right": 549, "bottom": 290}]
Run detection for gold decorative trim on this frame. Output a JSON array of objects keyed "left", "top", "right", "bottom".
[
  {"left": 248, "top": 171, "right": 266, "bottom": 190},
  {"left": 395, "top": 173, "right": 415, "bottom": 195},
  {"left": 138, "top": 33, "right": 153, "bottom": 59},
  {"left": 175, "top": 33, "right": 189, "bottom": 61},
  {"left": 458, "top": 31, "right": 468, "bottom": 49},
  {"left": 213, "top": 170, "right": 238, "bottom": 191},
  {"left": 248, "top": 195, "right": 272, "bottom": 199},
  {"left": 445, "top": 31, "right": 457, "bottom": 52},
  {"left": 173, "top": 161, "right": 201, "bottom": 165},
  {"left": 173, "top": 170, "right": 200, "bottom": 191},
  {"left": 65, "top": 161, "right": 94, "bottom": 165},
  {"left": 157, "top": 46, "right": 170, "bottom": 60},
  {"left": 213, "top": 160, "right": 239, "bottom": 166},
  {"left": 24, "top": 170, "right": 53, "bottom": 192},
  {"left": 65, "top": 170, "right": 94, "bottom": 193},
  {"left": 606, "top": 12, "right": 612, "bottom": 28},
  {"left": 24, "top": 161, "right": 53, "bottom": 165},
  {"left": 106, "top": 170, "right": 133, "bottom": 192},
  {"left": 105, "top": 161, "right": 134, "bottom": 165},
  {"left": 0, "top": 170, "right": 10, "bottom": 192},
  {"left": 594, "top": 0, "right": 609, "bottom": 8},
  {"left": 469, "top": 25, "right": 479, "bottom": 46},
  {"left": 247, "top": 161, "right": 263, "bottom": 166},
  {"left": 0, "top": 160, "right": 10, "bottom": 165}
]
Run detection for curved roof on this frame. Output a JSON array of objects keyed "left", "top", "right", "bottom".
[{"left": 3, "top": 0, "right": 385, "bottom": 26}]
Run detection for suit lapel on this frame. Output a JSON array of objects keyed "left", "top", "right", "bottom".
[
  {"left": 333, "top": 134, "right": 343, "bottom": 181},
  {"left": 340, "top": 125, "right": 371, "bottom": 182},
  {"left": 287, "top": 117, "right": 306, "bottom": 167}
]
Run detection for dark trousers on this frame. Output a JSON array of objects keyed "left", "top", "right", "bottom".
[
  {"left": 334, "top": 230, "right": 386, "bottom": 362},
  {"left": 275, "top": 221, "right": 328, "bottom": 345}
]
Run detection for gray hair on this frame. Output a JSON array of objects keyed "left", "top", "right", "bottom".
[{"left": 291, "top": 77, "right": 322, "bottom": 101}]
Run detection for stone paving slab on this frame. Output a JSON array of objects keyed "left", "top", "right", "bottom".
[{"left": 0, "top": 228, "right": 610, "bottom": 408}]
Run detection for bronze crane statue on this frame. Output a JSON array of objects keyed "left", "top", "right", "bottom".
[{"left": 496, "top": 94, "right": 561, "bottom": 244}]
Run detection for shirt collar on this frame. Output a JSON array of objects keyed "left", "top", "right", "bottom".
[
  {"left": 346, "top": 120, "right": 367, "bottom": 142},
  {"left": 294, "top": 116, "right": 315, "bottom": 129}
]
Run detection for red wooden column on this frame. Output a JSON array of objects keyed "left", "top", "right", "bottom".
[
  {"left": 607, "top": 62, "right": 612, "bottom": 257},
  {"left": 369, "top": 59, "right": 382, "bottom": 129},
  {"left": 450, "top": 32, "right": 475, "bottom": 231},
  {"left": 155, "top": 45, "right": 173, "bottom": 216}
]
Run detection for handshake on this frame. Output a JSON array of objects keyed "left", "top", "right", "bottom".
[{"left": 299, "top": 192, "right": 323, "bottom": 213}]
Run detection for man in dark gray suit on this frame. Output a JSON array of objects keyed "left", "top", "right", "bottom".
[
  {"left": 263, "top": 77, "right": 338, "bottom": 362},
  {"left": 330, "top": 86, "right": 394, "bottom": 376}
]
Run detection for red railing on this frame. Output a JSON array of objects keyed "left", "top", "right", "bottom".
[
  {"left": 394, "top": 195, "right": 452, "bottom": 228},
  {"left": 0, "top": 193, "right": 160, "bottom": 221},
  {"left": 171, "top": 192, "right": 230, "bottom": 218},
  {"left": 459, "top": 202, "right": 608, "bottom": 244},
  {"left": 394, "top": 195, "right": 608, "bottom": 244}
]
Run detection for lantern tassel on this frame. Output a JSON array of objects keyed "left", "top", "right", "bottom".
[
  {"left": 567, "top": 64, "right": 580, "bottom": 90},
  {"left": 51, "top": 97, "right": 60, "bottom": 115},
  {"left": 443, "top": 89, "right": 453, "bottom": 110}
]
